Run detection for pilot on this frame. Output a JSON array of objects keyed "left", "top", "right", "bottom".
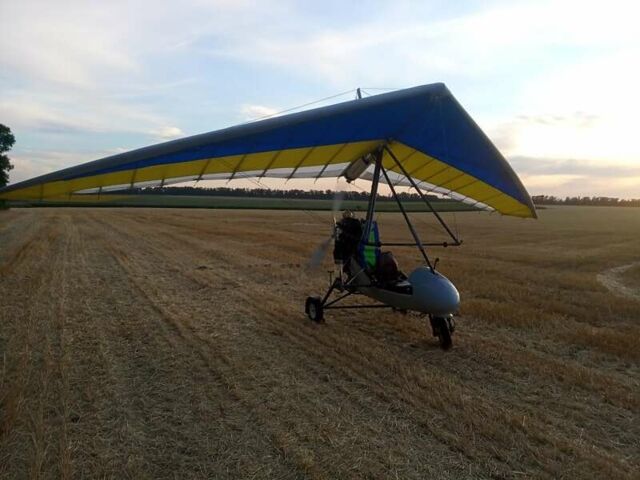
[{"left": 333, "top": 209, "right": 362, "bottom": 275}]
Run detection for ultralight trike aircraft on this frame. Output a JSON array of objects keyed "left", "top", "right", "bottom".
[
  {"left": 0, "top": 83, "right": 536, "bottom": 349},
  {"left": 304, "top": 143, "right": 469, "bottom": 350}
]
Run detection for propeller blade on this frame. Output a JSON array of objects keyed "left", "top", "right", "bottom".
[
  {"left": 308, "top": 186, "right": 344, "bottom": 270},
  {"left": 332, "top": 189, "right": 345, "bottom": 218},
  {"left": 308, "top": 235, "right": 334, "bottom": 269}
]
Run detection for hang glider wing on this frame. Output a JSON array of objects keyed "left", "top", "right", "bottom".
[{"left": 0, "top": 83, "right": 536, "bottom": 218}]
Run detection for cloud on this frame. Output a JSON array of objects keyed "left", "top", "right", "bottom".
[
  {"left": 7, "top": 148, "right": 121, "bottom": 183},
  {"left": 0, "top": 100, "right": 93, "bottom": 134},
  {"left": 240, "top": 104, "right": 280, "bottom": 121},
  {"left": 514, "top": 113, "right": 600, "bottom": 129},
  {"left": 523, "top": 173, "right": 640, "bottom": 199},
  {"left": 4, "top": 0, "right": 636, "bottom": 92},
  {"left": 1, "top": 0, "right": 638, "bottom": 199},
  {"left": 200, "top": 0, "right": 637, "bottom": 87},
  {"left": 510, "top": 156, "right": 640, "bottom": 198},
  {"left": 0, "top": 93, "right": 185, "bottom": 140},
  {"left": 510, "top": 156, "right": 640, "bottom": 178},
  {"left": 487, "top": 90, "right": 639, "bottom": 165},
  {"left": 0, "top": 1, "right": 138, "bottom": 89},
  {"left": 150, "top": 126, "right": 185, "bottom": 140}
]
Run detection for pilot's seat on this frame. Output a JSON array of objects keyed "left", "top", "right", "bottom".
[{"left": 358, "top": 221, "right": 411, "bottom": 293}]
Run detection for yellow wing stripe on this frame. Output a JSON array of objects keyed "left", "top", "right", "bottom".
[
  {"left": 1, "top": 140, "right": 534, "bottom": 217},
  {"left": 0, "top": 141, "right": 380, "bottom": 200}
]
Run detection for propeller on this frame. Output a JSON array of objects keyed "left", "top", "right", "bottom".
[{"left": 308, "top": 189, "right": 345, "bottom": 269}]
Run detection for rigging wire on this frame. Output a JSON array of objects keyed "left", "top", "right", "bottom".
[{"left": 242, "top": 89, "right": 357, "bottom": 124}]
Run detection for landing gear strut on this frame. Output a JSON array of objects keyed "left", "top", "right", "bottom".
[
  {"left": 304, "top": 276, "right": 394, "bottom": 324},
  {"left": 430, "top": 315, "right": 454, "bottom": 350}
]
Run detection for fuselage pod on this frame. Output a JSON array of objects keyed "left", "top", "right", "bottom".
[
  {"left": 356, "top": 262, "right": 460, "bottom": 315},
  {"left": 407, "top": 267, "right": 460, "bottom": 315}
]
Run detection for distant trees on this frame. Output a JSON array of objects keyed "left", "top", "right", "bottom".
[
  {"left": 0, "top": 124, "right": 15, "bottom": 188},
  {"left": 131, "top": 186, "right": 447, "bottom": 202},
  {"left": 532, "top": 195, "right": 640, "bottom": 207}
]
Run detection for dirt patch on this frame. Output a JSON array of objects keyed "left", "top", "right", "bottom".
[
  {"left": 621, "top": 263, "right": 640, "bottom": 289},
  {"left": 597, "top": 261, "right": 640, "bottom": 302}
]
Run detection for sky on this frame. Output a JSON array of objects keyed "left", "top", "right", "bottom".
[{"left": 0, "top": 0, "right": 638, "bottom": 198}]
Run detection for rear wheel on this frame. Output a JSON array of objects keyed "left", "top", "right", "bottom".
[
  {"left": 430, "top": 316, "right": 453, "bottom": 350},
  {"left": 305, "top": 297, "right": 324, "bottom": 323}
]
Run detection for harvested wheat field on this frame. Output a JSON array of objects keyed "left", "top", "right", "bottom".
[{"left": 0, "top": 206, "right": 639, "bottom": 479}]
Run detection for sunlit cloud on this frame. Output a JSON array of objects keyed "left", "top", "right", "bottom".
[
  {"left": 512, "top": 156, "right": 640, "bottom": 198},
  {"left": 510, "top": 157, "right": 640, "bottom": 178},
  {"left": 151, "top": 126, "right": 185, "bottom": 140},
  {"left": 240, "top": 104, "right": 280, "bottom": 121}
]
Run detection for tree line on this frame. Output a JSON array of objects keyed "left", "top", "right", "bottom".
[
  {"left": 0, "top": 124, "right": 15, "bottom": 188},
  {"left": 532, "top": 195, "right": 640, "bottom": 207},
  {"left": 131, "top": 186, "right": 450, "bottom": 202}
]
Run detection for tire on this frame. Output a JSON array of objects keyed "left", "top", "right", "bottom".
[
  {"left": 305, "top": 297, "right": 324, "bottom": 323},
  {"left": 430, "top": 316, "right": 453, "bottom": 350}
]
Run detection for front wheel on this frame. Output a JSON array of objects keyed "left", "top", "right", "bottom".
[
  {"left": 305, "top": 297, "right": 324, "bottom": 323},
  {"left": 430, "top": 316, "right": 453, "bottom": 350}
]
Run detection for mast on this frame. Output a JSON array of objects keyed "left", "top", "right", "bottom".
[{"left": 362, "top": 148, "right": 383, "bottom": 243}]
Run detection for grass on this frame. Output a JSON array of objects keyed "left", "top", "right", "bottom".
[{"left": 0, "top": 205, "right": 638, "bottom": 478}]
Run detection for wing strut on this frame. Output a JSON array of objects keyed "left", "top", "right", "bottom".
[
  {"left": 384, "top": 145, "right": 461, "bottom": 246},
  {"left": 361, "top": 146, "right": 435, "bottom": 272},
  {"left": 380, "top": 159, "right": 434, "bottom": 271}
]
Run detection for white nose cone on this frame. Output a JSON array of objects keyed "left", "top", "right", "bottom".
[{"left": 408, "top": 267, "right": 460, "bottom": 315}]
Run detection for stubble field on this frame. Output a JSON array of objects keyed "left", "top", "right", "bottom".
[{"left": 0, "top": 206, "right": 638, "bottom": 479}]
